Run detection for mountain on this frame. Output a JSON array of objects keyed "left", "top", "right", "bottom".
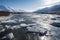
[
  {"left": 34, "top": 7, "right": 49, "bottom": 13},
  {"left": 12, "top": 9, "right": 25, "bottom": 12},
  {"left": 0, "top": 5, "right": 13, "bottom": 12},
  {"left": 34, "top": 4, "right": 60, "bottom": 13},
  {"left": 0, "top": 5, "right": 25, "bottom": 12},
  {"left": 50, "top": 5, "right": 60, "bottom": 11}
]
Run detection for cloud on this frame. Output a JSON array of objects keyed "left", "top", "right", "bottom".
[{"left": 43, "top": 0, "right": 60, "bottom": 6}]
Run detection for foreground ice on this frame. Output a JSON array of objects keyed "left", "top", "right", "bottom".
[
  {"left": 9, "top": 13, "right": 60, "bottom": 40},
  {"left": 0, "top": 13, "right": 60, "bottom": 40}
]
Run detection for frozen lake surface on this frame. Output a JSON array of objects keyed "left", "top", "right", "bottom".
[{"left": 0, "top": 13, "right": 60, "bottom": 40}]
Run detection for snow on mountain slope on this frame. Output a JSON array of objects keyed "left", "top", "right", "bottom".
[
  {"left": 0, "top": 5, "right": 25, "bottom": 12},
  {"left": 34, "top": 3, "right": 60, "bottom": 13},
  {"left": 12, "top": 8, "right": 25, "bottom": 12},
  {"left": 0, "top": 5, "right": 12, "bottom": 12}
]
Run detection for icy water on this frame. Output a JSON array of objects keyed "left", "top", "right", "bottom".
[
  {"left": 9, "top": 13, "right": 60, "bottom": 40},
  {"left": 0, "top": 13, "right": 60, "bottom": 40}
]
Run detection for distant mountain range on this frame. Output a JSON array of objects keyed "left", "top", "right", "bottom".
[
  {"left": 34, "top": 4, "right": 60, "bottom": 13},
  {"left": 0, "top": 4, "right": 60, "bottom": 13},
  {"left": 0, "top": 5, "right": 25, "bottom": 12}
]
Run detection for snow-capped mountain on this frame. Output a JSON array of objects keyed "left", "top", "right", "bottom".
[
  {"left": 0, "top": 5, "right": 25, "bottom": 12},
  {"left": 34, "top": 3, "right": 60, "bottom": 13},
  {"left": 0, "top": 5, "right": 13, "bottom": 12},
  {"left": 12, "top": 9, "right": 25, "bottom": 12}
]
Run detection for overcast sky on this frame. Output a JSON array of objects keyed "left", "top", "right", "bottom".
[{"left": 0, "top": 0, "right": 60, "bottom": 12}]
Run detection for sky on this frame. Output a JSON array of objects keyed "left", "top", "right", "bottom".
[{"left": 0, "top": 0, "right": 60, "bottom": 12}]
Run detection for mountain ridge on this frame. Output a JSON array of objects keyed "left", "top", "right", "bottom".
[
  {"left": 34, "top": 4, "right": 60, "bottom": 13},
  {"left": 0, "top": 5, "right": 25, "bottom": 12}
]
